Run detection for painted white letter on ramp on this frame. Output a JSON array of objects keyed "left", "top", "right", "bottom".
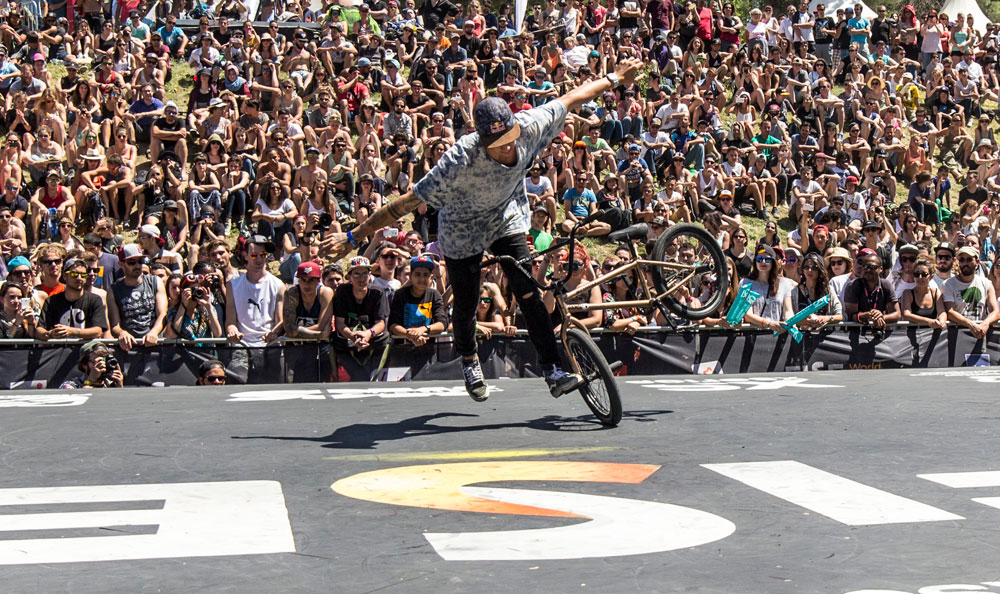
[
  {"left": 0, "top": 481, "right": 295, "bottom": 565},
  {"left": 704, "top": 461, "right": 962, "bottom": 525},
  {"left": 424, "top": 486, "right": 735, "bottom": 561}
]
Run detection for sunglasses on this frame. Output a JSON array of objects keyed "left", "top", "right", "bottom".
[
  {"left": 785, "top": 257, "right": 798, "bottom": 264},
  {"left": 380, "top": 253, "right": 398, "bottom": 260},
  {"left": 123, "top": 258, "right": 144, "bottom": 266},
  {"left": 203, "top": 374, "right": 226, "bottom": 384},
  {"left": 64, "top": 271, "right": 87, "bottom": 279},
  {"left": 562, "top": 261, "right": 584, "bottom": 272},
  {"left": 861, "top": 263, "right": 881, "bottom": 270},
  {"left": 479, "top": 297, "right": 492, "bottom": 304},
  {"left": 899, "top": 255, "right": 916, "bottom": 263},
  {"left": 247, "top": 252, "right": 267, "bottom": 260},
  {"left": 41, "top": 258, "right": 62, "bottom": 265},
  {"left": 914, "top": 271, "right": 930, "bottom": 278},
  {"left": 802, "top": 265, "right": 820, "bottom": 272},
  {"left": 88, "top": 267, "right": 100, "bottom": 274},
  {"left": 936, "top": 254, "right": 953, "bottom": 260},
  {"left": 8, "top": 269, "right": 28, "bottom": 277},
  {"left": 755, "top": 256, "right": 774, "bottom": 264},
  {"left": 958, "top": 257, "right": 976, "bottom": 263}
]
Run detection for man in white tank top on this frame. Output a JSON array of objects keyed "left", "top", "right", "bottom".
[{"left": 225, "top": 236, "right": 286, "bottom": 347}]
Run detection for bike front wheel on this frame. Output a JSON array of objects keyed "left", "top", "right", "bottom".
[
  {"left": 650, "top": 222, "right": 729, "bottom": 320},
  {"left": 565, "top": 328, "right": 622, "bottom": 427}
]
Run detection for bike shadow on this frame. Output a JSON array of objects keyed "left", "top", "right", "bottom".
[{"left": 233, "top": 410, "right": 672, "bottom": 450}]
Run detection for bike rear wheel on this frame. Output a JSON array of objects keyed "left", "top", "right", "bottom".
[
  {"left": 565, "top": 328, "right": 622, "bottom": 427},
  {"left": 650, "top": 223, "right": 728, "bottom": 320}
]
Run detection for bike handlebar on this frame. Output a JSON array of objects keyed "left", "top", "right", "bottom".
[{"left": 480, "top": 209, "right": 610, "bottom": 292}]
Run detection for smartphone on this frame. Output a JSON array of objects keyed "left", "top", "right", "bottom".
[
  {"left": 385, "top": 227, "right": 399, "bottom": 238},
  {"left": 803, "top": 203, "right": 814, "bottom": 212},
  {"left": 19, "top": 297, "right": 29, "bottom": 310}
]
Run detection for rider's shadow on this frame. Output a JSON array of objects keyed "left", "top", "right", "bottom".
[{"left": 233, "top": 410, "right": 672, "bottom": 450}]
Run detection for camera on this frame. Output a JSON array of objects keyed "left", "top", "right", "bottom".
[
  {"left": 193, "top": 286, "right": 207, "bottom": 300},
  {"left": 315, "top": 212, "right": 333, "bottom": 232}
]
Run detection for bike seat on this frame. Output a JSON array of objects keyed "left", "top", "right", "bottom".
[{"left": 608, "top": 223, "right": 649, "bottom": 243}]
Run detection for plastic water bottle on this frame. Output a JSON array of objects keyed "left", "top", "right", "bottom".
[{"left": 47, "top": 208, "right": 58, "bottom": 238}]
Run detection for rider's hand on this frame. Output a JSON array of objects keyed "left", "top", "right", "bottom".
[
  {"left": 319, "top": 233, "right": 353, "bottom": 259},
  {"left": 614, "top": 57, "right": 646, "bottom": 88}
]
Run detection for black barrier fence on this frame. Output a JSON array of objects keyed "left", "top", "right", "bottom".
[{"left": 3, "top": 324, "right": 999, "bottom": 388}]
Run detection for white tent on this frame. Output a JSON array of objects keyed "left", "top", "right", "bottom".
[
  {"left": 940, "top": 0, "right": 992, "bottom": 34},
  {"left": 809, "top": 0, "right": 876, "bottom": 20}
]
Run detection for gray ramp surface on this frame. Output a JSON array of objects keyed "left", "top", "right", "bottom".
[{"left": 2, "top": 368, "right": 1000, "bottom": 594}]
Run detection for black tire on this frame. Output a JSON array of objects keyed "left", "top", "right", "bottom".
[
  {"left": 650, "top": 223, "right": 728, "bottom": 320},
  {"left": 565, "top": 328, "right": 622, "bottom": 427}
]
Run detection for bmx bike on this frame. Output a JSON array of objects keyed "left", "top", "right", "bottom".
[{"left": 483, "top": 210, "right": 728, "bottom": 427}]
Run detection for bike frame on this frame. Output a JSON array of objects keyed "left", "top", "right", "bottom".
[{"left": 483, "top": 210, "right": 704, "bottom": 378}]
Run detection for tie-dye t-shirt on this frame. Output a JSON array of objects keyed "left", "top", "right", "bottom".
[{"left": 413, "top": 101, "right": 568, "bottom": 259}]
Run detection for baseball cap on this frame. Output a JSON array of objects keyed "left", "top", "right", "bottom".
[
  {"left": 815, "top": 152, "right": 829, "bottom": 159},
  {"left": 348, "top": 256, "right": 372, "bottom": 271},
  {"left": 410, "top": 255, "right": 436, "bottom": 272},
  {"left": 846, "top": 175, "right": 859, "bottom": 185},
  {"left": 935, "top": 242, "right": 956, "bottom": 256},
  {"left": 862, "top": 219, "right": 882, "bottom": 231},
  {"left": 164, "top": 100, "right": 178, "bottom": 111},
  {"left": 756, "top": 245, "right": 777, "bottom": 260},
  {"left": 958, "top": 246, "right": 979, "bottom": 259},
  {"left": 6, "top": 255, "right": 30, "bottom": 270},
  {"left": 296, "top": 261, "right": 322, "bottom": 278},
  {"left": 357, "top": 57, "right": 371, "bottom": 67},
  {"left": 164, "top": 199, "right": 179, "bottom": 210},
  {"left": 533, "top": 205, "right": 549, "bottom": 216},
  {"left": 119, "top": 243, "right": 143, "bottom": 260},
  {"left": 31, "top": 52, "right": 43, "bottom": 62},
  {"left": 248, "top": 234, "right": 276, "bottom": 253},
  {"left": 139, "top": 224, "right": 161, "bottom": 238},
  {"left": 473, "top": 97, "right": 521, "bottom": 150},
  {"left": 898, "top": 243, "right": 919, "bottom": 255}
]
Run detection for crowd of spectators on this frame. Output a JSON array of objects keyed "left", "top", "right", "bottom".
[{"left": 0, "top": 0, "right": 998, "bottom": 386}]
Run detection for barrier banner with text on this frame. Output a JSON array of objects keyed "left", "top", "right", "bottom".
[{"left": 1, "top": 326, "right": 997, "bottom": 388}]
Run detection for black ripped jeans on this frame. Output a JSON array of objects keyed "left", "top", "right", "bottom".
[{"left": 445, "top": 233, "right": 560, "bottom": 368}]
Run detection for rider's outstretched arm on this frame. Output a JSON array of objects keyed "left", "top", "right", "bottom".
[
  {"left": 325, "top": 190, "right": 423, "bottom": 258},
  {"left": 556, "top": 57, "right": 644, "bottom": 114}
]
